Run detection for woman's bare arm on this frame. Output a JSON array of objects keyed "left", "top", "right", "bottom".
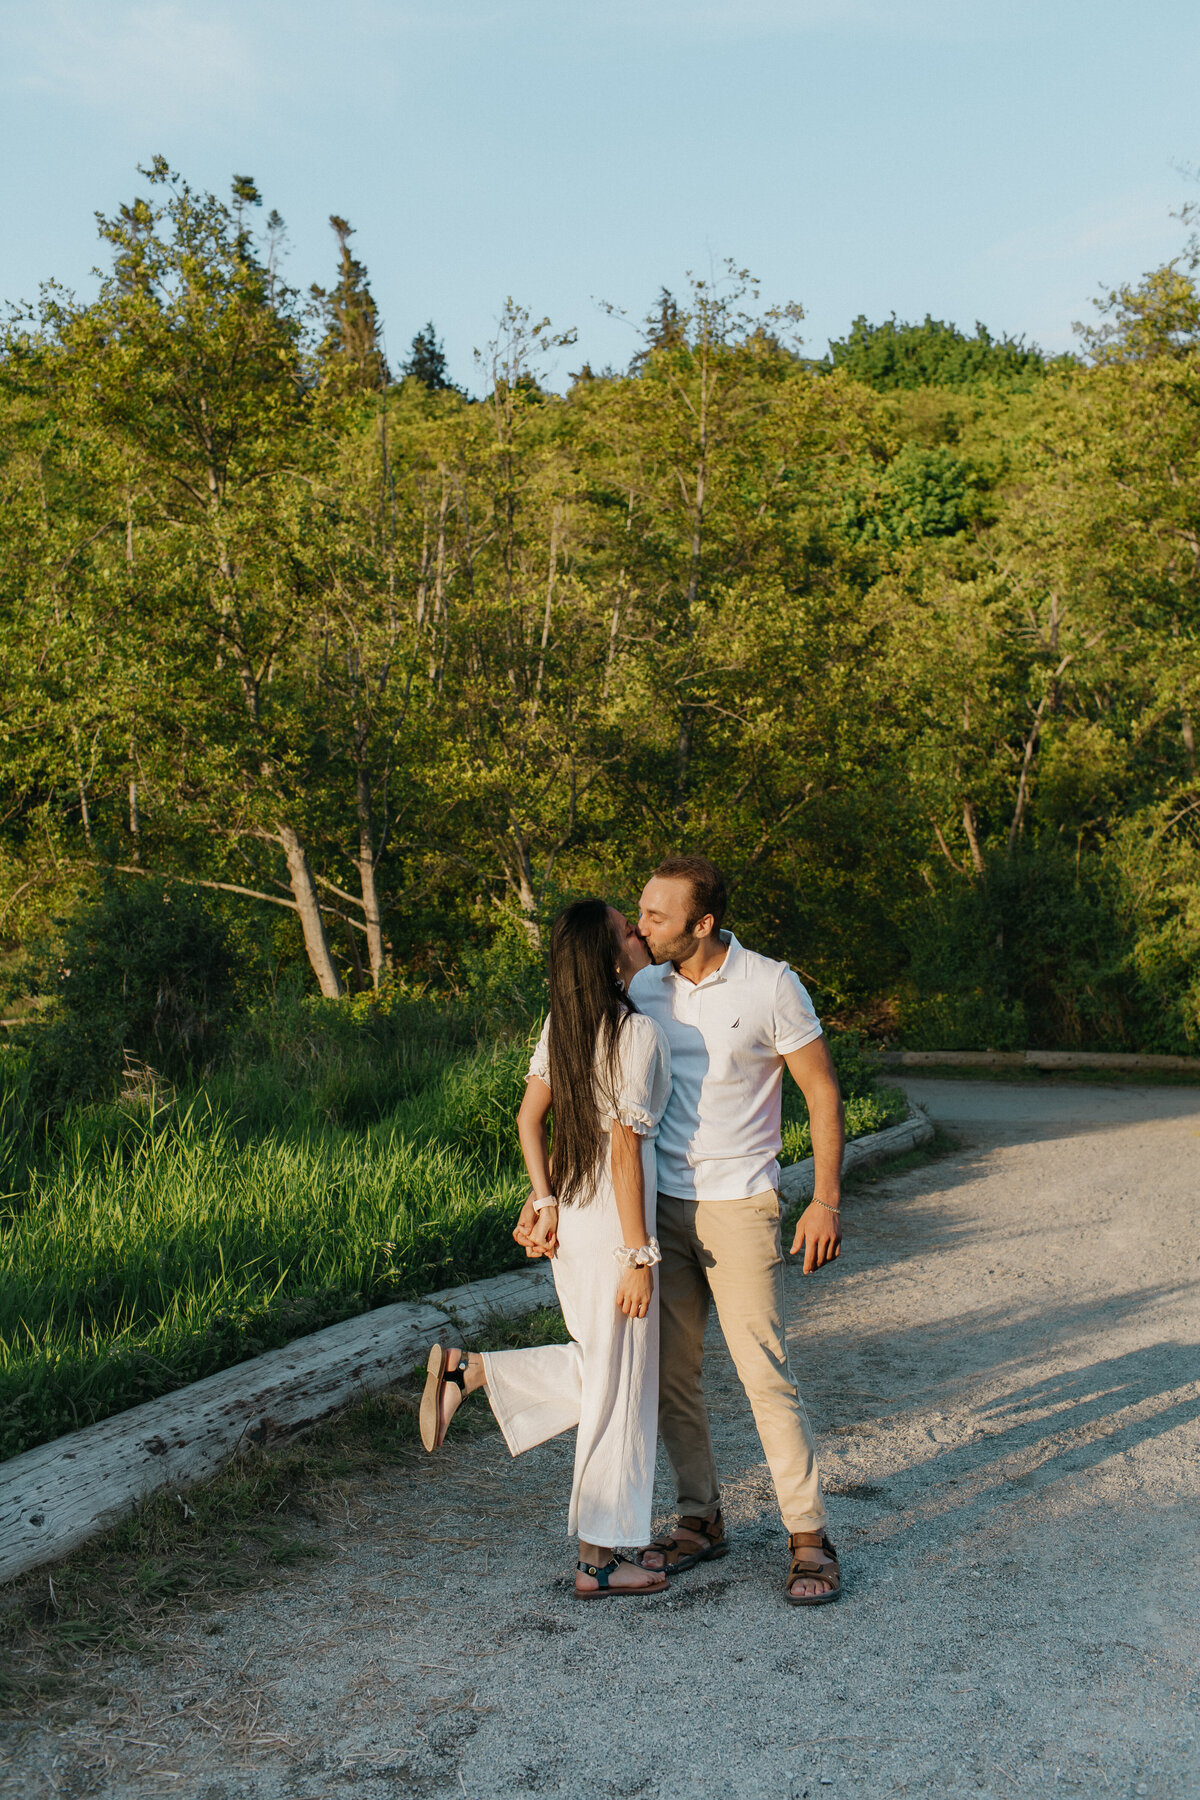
[
  {"left": 516, "top": 1077, "right": 557, "bottom": 1256},
  {"left": 517, "top": 1076, "right": 554, "bottom": 1196},
  {"left": 609, "top": 1120, "right": 650, "bottom": 1248},
  {"left": 611, "top": 1120, "right": 654, "bottom": 1319}
]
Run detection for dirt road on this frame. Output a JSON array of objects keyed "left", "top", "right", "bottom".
[{"left": 6, "top": 1079, "right": 1199, "bottom": 1799}]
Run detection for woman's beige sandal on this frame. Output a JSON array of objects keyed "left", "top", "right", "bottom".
[
  {"left": 785, "top": 1531, "right": 841, "bottom": 1606},
  {"left": 638, "top": 1509, "right": 729, "bottom": 1574},
  {"left": 575, "top": 1554, "right": 668, "bottom": 1599},
  {"left": 419, "top": 1344, "right": 466, "bottom": 1452}
]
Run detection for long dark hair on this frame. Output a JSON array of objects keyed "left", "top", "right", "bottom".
[{"left": 547, "top": 899, "right": 634, "bottom": 1208}]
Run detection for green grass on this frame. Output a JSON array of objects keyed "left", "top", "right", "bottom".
[
  {"left": 780, "top": 1084, "right": 908, "bottom": 1164},
  {"left": 0, "top": 1001, "right": 899, "bottom": 1463},
  {"left": 0, "top": 1003, "right": 536, "bottom": 1460}
]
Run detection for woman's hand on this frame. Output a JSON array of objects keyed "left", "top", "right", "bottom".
[
  {"left": 616, "top": 1264, "right": 653, "bottom": 1318},
  {"left": 529, "top": 1202, "right": 559, "bottom": 1259}
]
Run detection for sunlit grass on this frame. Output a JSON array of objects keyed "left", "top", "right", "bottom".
[
  {"left": 0, "top": 1002, "right": 897, "bottom": 1461},
  {"left": 0, "top": 1024, "right": 533, "bottom": 1459}
]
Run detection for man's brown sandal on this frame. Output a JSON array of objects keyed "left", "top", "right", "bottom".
[
  {"left": 419, "top": 1344, "right": 466, "bottom": 1452},
  {"left": 785, "top": 1531, "right": 841, "bottom": 1606},
  {"left": 576, "top": 1554, "right": 668, "bottom": 1600},
  {"left": 638, "top": 1510, "right": 729, "bottom": 1574}
]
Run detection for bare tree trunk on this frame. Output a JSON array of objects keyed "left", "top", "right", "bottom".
[
  {"left": 1007, "top": 653, "right": 1076, "bottom": 855},
  {"left": 602, "top": 585, "right": 622, "bottom": 702},
  {"left": 1007, "top": 699, "right": 1047, "bottom": 854},
  {"left": 355, "top": 766, "right": 386, "bottom": 988},
  {"left": 128, "top": 734, "right": 141, "bottom": 863},
  {"left": 962, "top": 800, "right": 985, "bottom": 875},
  {"left": 71, "top": 726, "right": 98, "bottom": 851},
  {"left": 277, "top": 823, "right": 344, "bottom": 997},
  {"left": 530, "top": 510, "right": 559, "bottom": 723},
  {"left": 345, "top": 917, "right": 367, "bottom": 992},
  {"left": 1181, "top": 683, "right": 1196, "bottom": 777},
  {"left": 675, "top": 361, "right": 710, "bottom": 824},
  {"left": 77, "top": 774, "right": 93, "bottom": 850},
  {"left": 503, "top": 832, "right": 540, "bottom": 942}
]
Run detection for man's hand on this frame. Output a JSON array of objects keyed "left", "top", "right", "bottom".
[{"left": 789, "top": 1200, "right": 842, "bottom": 1274}]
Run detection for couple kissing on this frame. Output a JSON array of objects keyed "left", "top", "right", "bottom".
[{"left": 420, "top": 854, "right": 845, "bottom": 1606}]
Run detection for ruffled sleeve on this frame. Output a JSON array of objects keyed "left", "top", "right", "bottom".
[
  {"left": 609, "top": 1012, "right": 672, "bottom": 1135},
  {"left": 527, "top": 1016, "right": 551, "bottom": 1089}
]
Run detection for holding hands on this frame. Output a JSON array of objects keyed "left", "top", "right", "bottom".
[
  {"left": 513, "top": 1194, "right": 558, "bottom": 1258},
  {"left": 512, "top": 1192, "right": 655, "bottom": 1319}
]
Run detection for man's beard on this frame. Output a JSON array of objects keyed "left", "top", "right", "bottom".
[{"left": 650, "top": 929, "right": 699, "bottom": 965}]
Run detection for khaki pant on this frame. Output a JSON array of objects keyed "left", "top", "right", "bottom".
[{"left": 657, "top": 1190, "right": 827, "bottom": 1534}]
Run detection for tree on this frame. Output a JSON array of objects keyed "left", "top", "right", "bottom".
[
  {"left": 311, "top": 215, "right": 388, "bottom": 391},
  {"left": 403, "top": 321, "right": 453, "bottom": 391},
  {"left": 25, "top": 158, "right": 347, "bottom": 994},
  {"left": 825, "top": 314, "right": 1049, "bottom": 391}
]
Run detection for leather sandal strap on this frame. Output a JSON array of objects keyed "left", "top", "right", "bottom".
[
  {"left": 679, "top": 1512, "right": 723, "bottom": 1544},
  {"left": 787, "top": 1533, "right": 841, "bottom": 1587},
  {"left": 577, "top": 1556, "right": 621, "bottom": 1587}
]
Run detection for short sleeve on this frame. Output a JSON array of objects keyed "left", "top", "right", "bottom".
[
  {"left": 527, "top": 1016, "right": 551, "bottom": 1088},
  {"left": 774, "top": 967, "right": 822, "bottom": 1055},
  {"left": 610, "top": 1013, "right": 671, "bottom": 1133}
]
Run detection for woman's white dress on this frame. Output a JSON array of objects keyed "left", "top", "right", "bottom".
[{"left": 481, "top": 1010, "right": 671, "bottom": 1546}]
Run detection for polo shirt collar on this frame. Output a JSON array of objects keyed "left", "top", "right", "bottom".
[{"left": 666, "top": 930, "right": 743, "bottom": 989}]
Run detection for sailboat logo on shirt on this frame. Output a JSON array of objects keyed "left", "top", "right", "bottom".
[{"left": 730, "top": 1017, "right": 740, "bottom": 1029}]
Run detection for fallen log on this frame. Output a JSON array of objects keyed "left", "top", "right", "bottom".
[
  {"left": 5, "top": 1100, "right": 934, "bottom": 1588},
  {"left": 874, "top": 1049, "right": 1200, "bottom": 1073},
  {"left": 0, "top": 1265, "right": 556, "bottom": 1586}
]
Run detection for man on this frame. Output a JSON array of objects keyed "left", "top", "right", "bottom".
[
  {"left": 514, "top": 854, "right": 843, "bottom": 1604},
  {"left": 631, "top": 855, "right": 843, "bottom": 1604}
]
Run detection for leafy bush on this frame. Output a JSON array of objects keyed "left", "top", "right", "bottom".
[
  {"left": 460, "top": 906, "right": 549, "bottom": 1024},
  {"left": 897, "top": 840, "right": 1199, "bottom": 1053},
  {"left": 19, "top": 880, "right": 238, "bottom": 1109}
]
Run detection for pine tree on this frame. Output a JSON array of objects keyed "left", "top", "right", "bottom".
[
  {"left": 403, "top": 320, "right": 453, "bottom": 391},
  {"left": 630, "top": 287, "right": 688, "bottom": 373},
  {"left": 311, "top": 215, "right": 388, "bottom": 390}
]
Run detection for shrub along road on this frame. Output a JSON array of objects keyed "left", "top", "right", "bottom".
[{"left": 5, "top": 1080, "right": 1198, "bottom": 1799}]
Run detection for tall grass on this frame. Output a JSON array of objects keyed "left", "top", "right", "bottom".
[
  {"left": 0, "top": 997, "right": 533, "bottom": 1460},
  {"left": 0, "top": 999, "right": 899, "bottom": 1461}
]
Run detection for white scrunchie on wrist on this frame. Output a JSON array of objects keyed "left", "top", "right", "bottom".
[{"left": 613, "top": 1237, "right": 662, "bottom": 1269}]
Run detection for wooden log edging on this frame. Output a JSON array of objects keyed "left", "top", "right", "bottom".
[
  {"left": 873, "top": 1049, "right": 1200, "bottom": 1073},
  {"left": 0, "top": 1265, "right": 556, "bottom": 1587},
  {"left": 2, "top": 1108, "right": 933, "bottom": 1588}
]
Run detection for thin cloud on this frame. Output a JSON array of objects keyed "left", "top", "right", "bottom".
[
  {"left": 6, "top": 2, "right": 256, "bottom": 115},
  {"left": 984, "top": 191, "right": 1184, "bottom": 276}
]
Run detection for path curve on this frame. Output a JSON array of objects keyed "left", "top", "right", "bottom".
[{"left": 6, "top": 1079, "right": 1199, "bottom": 1799}]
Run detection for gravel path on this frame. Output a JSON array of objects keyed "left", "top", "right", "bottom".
[{"left": 5, "top": 1079, "right": 1199, "bottom": 1799}]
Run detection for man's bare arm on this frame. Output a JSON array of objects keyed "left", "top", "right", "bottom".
[{"left": 782, "top": 1036, "right": 845, "bottom": 1275}]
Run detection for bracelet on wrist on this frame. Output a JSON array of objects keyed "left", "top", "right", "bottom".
[
  {"left": 531, "top": 1194, "right": 558, "bottom": 1213},
  {"left": 812, "top": 1199, "right": 840, "bottom": 1216},
  {"left": 613, "top": 1237, "right": 662, "bottom": 1269}
]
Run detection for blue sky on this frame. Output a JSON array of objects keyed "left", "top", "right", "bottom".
[{"left": 1, "top": 1, "right": 1197, "bottom": 389}]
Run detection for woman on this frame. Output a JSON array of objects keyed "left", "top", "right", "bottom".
[{"left": 419, "top": 899, "right": 671, "bottom": 1598}]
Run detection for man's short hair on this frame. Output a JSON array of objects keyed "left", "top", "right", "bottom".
[{"left": 652, "top": 855, "right": 728, "bottom": 931}]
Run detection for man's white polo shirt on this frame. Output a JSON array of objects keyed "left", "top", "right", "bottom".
[{"left": 627, "top": 931, "right": 822, "bottom": 1202}]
